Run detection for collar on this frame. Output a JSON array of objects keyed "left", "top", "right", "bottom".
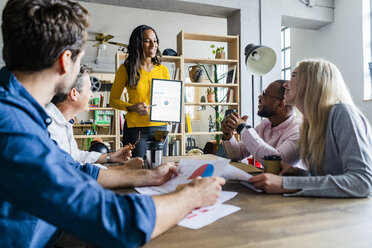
[
  {"left": 271, "top": 112, "right": 297, "bottom": 131},
  {"left": 45, "top": 102, "right": 74, "bottom": 126},
  {"left": 0, "top": 67, "right": 52, "bottom": 127}
]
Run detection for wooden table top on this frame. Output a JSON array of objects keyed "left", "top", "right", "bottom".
[{"left": 139, "top": 155, "right": 372, "bottom": 248}]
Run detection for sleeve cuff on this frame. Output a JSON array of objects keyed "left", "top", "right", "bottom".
[{"left": 82, "top": 163, "right": 100, "bottom": 180}]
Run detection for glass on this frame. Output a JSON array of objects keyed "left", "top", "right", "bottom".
[
  {"left": 262, "top": 90, "right": 283, "bottom": 101},
  {"left": 285, "top": 49, "right": 291, "bottom": 68}
]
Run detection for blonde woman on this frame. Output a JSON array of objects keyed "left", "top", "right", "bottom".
[{"left": 249, "top": 59, "right": 372, "bottom": 197}]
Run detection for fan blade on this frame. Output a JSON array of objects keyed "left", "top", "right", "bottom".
[
  {"left": 107, "top": 41, "right": 128, "bottom": 47},
  {"left": 102, "top": 35, "right": 114, "bottom": 42}
]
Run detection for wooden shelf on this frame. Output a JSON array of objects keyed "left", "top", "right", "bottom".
[
  {"left": 185, "top": 131, "right": 223, "bottom": 135},
  {"left": 183, "top": 32, "right": 238, "bottom": 42},
  {"left": 73, "top": 124, "right": 111, "bottom": 127},
  {"left": 162, "top": 55, "right": 182, "bottom": 63},
  {"left": 185, "top": 83, "right": 238, "bottom": 88},
  {"left": 185, "top": 102, "right": 238, "bottom": 106},
  {"left": 89, "top": 107, "right": 115, "bottom": 111},
  {"left": 184, "top": 57, "right": 238, "bottom": 65},
  {"left": 74, "top": 135, "right": 116, "bottom": 139},
  {"left": 169, "top": 133, "right": 182, "bottom": 136}
]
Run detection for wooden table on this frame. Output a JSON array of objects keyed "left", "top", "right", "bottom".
[{"left": 138, "top": 155, "right": 372, "bottom": 248}]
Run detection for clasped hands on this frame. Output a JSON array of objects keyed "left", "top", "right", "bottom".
[{"left": 221, "top": 112, "right": 249, "bottom": 140}]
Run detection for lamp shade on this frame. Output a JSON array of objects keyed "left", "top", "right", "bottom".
[{"left": 245, "top": 44, "right": 276, "bottom": 75}]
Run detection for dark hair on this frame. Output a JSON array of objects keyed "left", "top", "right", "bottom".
[
  {"left": 273, "top": 79, "right": 287, "bottom": 99},
  {"left": 124, "top": 25, "right": 162, "bottom": 88},
  {"left": 2, "top": 0, "right": 90, "bottom": 72},
  {"left": 51, "top": 64, "right": 92, "bottom": 105}
]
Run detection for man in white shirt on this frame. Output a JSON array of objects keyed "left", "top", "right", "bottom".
[
  {"left": 45, "top": 65, "right": 142, "bottom": 168},
  {"left": 222, "top": 80, "right": 304, "bottom": 169}
]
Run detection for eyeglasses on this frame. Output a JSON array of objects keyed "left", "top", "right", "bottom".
[{"left": 262, "top": 90, "right": 283, "bottom": 101}]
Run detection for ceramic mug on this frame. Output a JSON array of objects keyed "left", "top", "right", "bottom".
[{"left": 188, "top": 65, "right": 205, "bottom": 82}]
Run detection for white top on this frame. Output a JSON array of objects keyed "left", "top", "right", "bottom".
[{"left": 45, "top": 103, "right": 102, "bottom": 165}]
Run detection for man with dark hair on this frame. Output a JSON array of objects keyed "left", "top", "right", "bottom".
[
  {"left": 45, "top": 64, "right": 142, "bottom": 169},
  {"left": 222, "top": 80, "right": 304, "bottom": 168},
  {"left": 0, "top": 1, "right": 225, "bottom": 247}
]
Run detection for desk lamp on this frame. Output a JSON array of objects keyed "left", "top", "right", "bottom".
[{"left": 244, "top": 44, "right": 276, "bottom": 127}]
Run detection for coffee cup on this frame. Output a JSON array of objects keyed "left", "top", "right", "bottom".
[{"left": 263, "top": 155, "right": 282, "bottom": 175}]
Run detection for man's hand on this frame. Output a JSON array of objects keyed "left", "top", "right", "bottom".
[
  {"left": 127, "top": 102, "right": 149, "bottom": 116},
  {"left": 248, "top": 173, "right": 298, "bottom": 194},
  {"left": 226, "top": 112, "right": 249, "bottom": 130},
  {"left": 221, "top": 117, "right": 234, "bottom": 140},
  {"left": 110, "top": 146, "right": 132, "bottom": 163},
  {"left": 148, "top": 163, "right": 179, "bottom": 186},
  {"left": 183, "top": 176, "right": 226, "bottom": 208}
]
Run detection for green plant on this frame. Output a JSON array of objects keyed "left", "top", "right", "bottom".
[
  {"left": 210, "top": 44, "right": 225, "bottom": 55},
  {"left": 206, "top": 87, "right": 214, "bottom": 95}
]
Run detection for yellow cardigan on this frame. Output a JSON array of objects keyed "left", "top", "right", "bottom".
[{"left": 110, "top": 64, "right": 170, "bottom": 128}]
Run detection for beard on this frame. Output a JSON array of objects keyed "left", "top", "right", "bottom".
[
  {"left": 257, "top": 106, "right": 275, "bottom": 118},
  {"left": 54, "top": 80, "right": 71, "bottom": 96}
]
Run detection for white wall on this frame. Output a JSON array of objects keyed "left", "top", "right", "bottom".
[
  {"left": 79, "top": 2, "right": 227, "bottom": 72},
  {"left": 291, "top": 0, "right": 372, "bottom": 122}
]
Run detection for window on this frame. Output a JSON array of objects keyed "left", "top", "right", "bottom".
[
  {"left": 365, "top": 0, "right": 372, "bottom": 100},
  {"left": 281, "top": 27, "right": 291, "bottom": 80}
]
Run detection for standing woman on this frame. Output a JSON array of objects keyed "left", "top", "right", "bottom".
[
  {"left": 249, "top": 59, "right": 372, "bottom": 197},
  {"left": 110, "top": 25, "right": 169, "bottom": 157}
]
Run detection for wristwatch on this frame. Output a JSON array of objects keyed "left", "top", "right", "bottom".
[
  {"left": 237, "top": 123, "right": 252, "bottom": 135},
  {"left": 106, "top": 154, "right": 111, "bottom": 163}
]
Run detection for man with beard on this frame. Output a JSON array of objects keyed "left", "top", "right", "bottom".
[
  {"left": 0, "top": 0, "right": 225, "bottom": 247},
  {"left": 221, "top": 80, "right": 303, "bottom": 168}
]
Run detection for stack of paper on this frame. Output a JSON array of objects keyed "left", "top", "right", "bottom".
[{"left": 135, "top": 158, "right": 241, "bottom": 229}]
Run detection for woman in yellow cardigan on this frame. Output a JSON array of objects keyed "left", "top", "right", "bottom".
[{"left": 110, "top": 25, "right": 169, "bottom": 157}]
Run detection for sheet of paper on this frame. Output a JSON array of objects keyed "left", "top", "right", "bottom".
[
  {"left": 221, "top": 163, "right": 263, "bottom": 192},
  {"left": 135, "top": 158, "right": 230, "bottom": 195},
  {"left": 178, "top": 204, "right": 240, "bottom": 229},
  {"left": 150, "top": 79, "right": 182, "bottom": 123}
]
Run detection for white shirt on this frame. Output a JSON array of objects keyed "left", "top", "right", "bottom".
[{"left": 45, "top": 103, "right": 102, "bottom": 165}]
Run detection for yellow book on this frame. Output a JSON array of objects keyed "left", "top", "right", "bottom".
[{"left": 186, "top": 113, "right": 192, "bottom": 133}]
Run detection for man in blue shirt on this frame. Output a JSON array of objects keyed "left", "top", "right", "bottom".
[{"left": 0, "top": 1, "right": 226, "bottom": 247}]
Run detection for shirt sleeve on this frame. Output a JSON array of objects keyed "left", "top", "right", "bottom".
[
  {"left": 240, "top": 126, "right": 300, "bottom": 164},
  {"left": 222, "top": 135, "right": 250, "bottom": 161},
  {"left": 163, "top": 65, "right": 170, "bottom": 80},
  {"left": 70, "top": 132, "right": 102, "bottom": 164},
  {"left": 0, "top": 116, "right": 156, "bottom": 247},
  {"left": 283, "top": 105, "right": 372, "bottom": 197},
  {"left": 110, "top": 64, "right": 132, "bottom": 112}
]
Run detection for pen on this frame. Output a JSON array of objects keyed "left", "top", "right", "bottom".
[{"left": 141, "top": 104, "right": 157, "bottom": 108}]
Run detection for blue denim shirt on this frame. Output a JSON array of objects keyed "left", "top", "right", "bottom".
[{"left": 0, "top": 67, "right": 156, "bottom": 248}]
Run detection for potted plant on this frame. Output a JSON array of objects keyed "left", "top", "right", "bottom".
[
  {"left": 210, "top": 44, "right": 225, "bottom": 59},
  {"left": 206, "top": 87, "right": 215, "bottom": 103}
]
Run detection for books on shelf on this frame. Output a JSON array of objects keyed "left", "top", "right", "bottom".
[{"left": 185, "top": 113, "right": 192, "bottom": 133}]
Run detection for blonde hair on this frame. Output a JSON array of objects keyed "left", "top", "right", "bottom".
[{"left": 296, "top": 59, "right": 354, "bottom": 173}]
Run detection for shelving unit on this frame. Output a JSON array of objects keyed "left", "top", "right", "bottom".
[
  {"left": 73, "top": 72, "right": 121, "bottom": 151},
  {"left": 113, "top": 31, "right": 239, "bottom": 156},
  {"left": 177, "top": 31, "right": 240, "bottom": 155}
]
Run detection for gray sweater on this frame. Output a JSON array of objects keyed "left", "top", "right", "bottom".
[{"left": 283, "top": 103, "right": 372, "bottom": 197}]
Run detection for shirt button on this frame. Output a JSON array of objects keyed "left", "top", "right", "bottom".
[{"left": 45, "top": 118, "right": 52, "bottom": 124}]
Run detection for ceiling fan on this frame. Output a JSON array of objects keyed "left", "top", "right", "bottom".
[{"left": 90, "top": 33, "right": 128, "bottom": 50}]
